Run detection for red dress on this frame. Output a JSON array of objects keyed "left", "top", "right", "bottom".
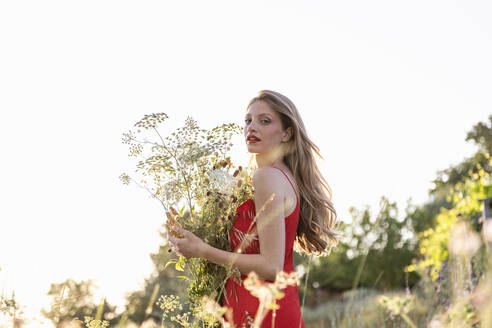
[{"left": 222, "top": 167, "right": 306, "bottom": 328}]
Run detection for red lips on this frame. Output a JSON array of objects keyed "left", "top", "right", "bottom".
[{"left": 246, "top": 134, "right": 261, "bottom": 142}]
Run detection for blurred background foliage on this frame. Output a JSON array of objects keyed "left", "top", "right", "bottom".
[{"left": 40, "top": 279, "right": 119, "bottom": 327}]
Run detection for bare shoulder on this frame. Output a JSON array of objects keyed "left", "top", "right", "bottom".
[
  {"left": 251, "top": 167, "right": 287, "bottom": 204},
  {"left": 252, "top": 167, "right": 286, "bottom": 190},
  {"left": 252, "top": 168, "right": 286, "bottom": 219},
  {"left": 253, "top": 167, "right": 298, "bottom": 214},
  {"left": 252, "top": 167, "right": 298, "bottom": 217}
]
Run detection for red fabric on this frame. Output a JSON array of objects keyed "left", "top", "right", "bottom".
[{"left": 222, "top": 168, "right": 306, "bottom": 328}]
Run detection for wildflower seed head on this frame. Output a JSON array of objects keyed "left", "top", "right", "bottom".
[
  {"left": 119, "top": 173, "right": 131, "bottom": 185},
  {"left": 134, "top": 113, "right": 169, "bottom": 130}
]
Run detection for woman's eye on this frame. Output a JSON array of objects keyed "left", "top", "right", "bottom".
[{"left": 244, "top": 118, "right": 269, "bottom": 124}]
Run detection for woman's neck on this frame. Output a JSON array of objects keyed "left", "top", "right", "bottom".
[
  {"left": 255, "top": 153, "right": 284, "bottom": 169},
  {"left": 254, "top": 143, "right": 288, "bottom": 169}
]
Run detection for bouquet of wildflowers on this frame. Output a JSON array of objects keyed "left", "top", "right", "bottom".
[{"left": 119, "top": 113, "right": 255, "bottom": 325}]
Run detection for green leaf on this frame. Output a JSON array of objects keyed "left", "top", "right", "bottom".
[{"left": 164, "top": 259, "right": 178, "bottom": 271}]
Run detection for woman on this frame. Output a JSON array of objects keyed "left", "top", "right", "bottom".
[{"left": 168, "top": 90, "right": 338, "bottom": 327}]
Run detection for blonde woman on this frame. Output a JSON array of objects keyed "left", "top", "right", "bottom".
[{"left": 168, "top": 90, "right": 338, "bottom": 327}]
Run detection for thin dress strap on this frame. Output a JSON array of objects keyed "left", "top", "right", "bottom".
[{"left": 271, "top": 166, "right": 299, "bottom": 205}]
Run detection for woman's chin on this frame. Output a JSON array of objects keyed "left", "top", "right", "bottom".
[{"left": 245, "top": 144, "right": 259, "bottom": 153}]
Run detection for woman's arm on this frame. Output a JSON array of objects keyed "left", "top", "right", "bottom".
[
  {"left": 201, "top": 243, "right": 278, "bottom": 281},
  {"left": 168, "top": 167, "right": 287, "bottom": 282},
  {"left": 170, "top": 227, "right": 279, "bottom": 281}
]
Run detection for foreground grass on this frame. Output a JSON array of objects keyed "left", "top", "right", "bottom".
[{"left": 303, "top": 288, "right": 402, "bottom": 328}]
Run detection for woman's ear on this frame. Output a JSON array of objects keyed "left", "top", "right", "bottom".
[{"left": 282, "top": 127, "right": 293, "bottom": 142}]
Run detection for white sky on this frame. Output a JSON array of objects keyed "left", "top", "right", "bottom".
[{"left": 1, "top": 0, "right": 491, "bottom": 324}]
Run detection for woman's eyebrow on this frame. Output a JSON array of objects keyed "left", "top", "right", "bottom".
[{"left": 245, "top": 113, "right": 272, "bottom": 118}]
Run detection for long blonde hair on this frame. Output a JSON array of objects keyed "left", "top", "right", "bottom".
[{"left": 247, "top": 90, "right": 338, "bottom": 255}]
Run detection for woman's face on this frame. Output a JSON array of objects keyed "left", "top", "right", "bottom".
[{"left": 244, "top": 100, "right": 290, "bottom": 155}]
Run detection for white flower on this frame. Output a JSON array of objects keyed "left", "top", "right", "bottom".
[{"left": 209, "top": 169, "right": 236, "bottom": 195}]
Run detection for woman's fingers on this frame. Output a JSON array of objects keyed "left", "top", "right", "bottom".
[
  {"left": 167, "top": 223, "right": 185, "bottom": 239},
  {"left": 174, "top": 226, "right": 187, "bottom": 237},
  {"left": 167, "top": 233, "right": 178, "bottom": 253},
  {"left": 166, "top": 226, "right": 199, "bottom": 258},
  {"left": 169, "top": 234, "right": 181, "bottom": 246}
]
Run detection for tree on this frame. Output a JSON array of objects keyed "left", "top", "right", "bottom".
[
  {"left": 41, "top": 279, "right": 118, "bottom": 327},
  {"left": 123, "top": 228, "right": 187, "bottom": 326},
  {"left": 430, "top": 115, "right": 491, "bottom": 198},
  {"left": 302, "top": 197, "right": 419, "bottom": 294}
]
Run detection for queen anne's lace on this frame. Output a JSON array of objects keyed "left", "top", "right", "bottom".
[{"left": 209, "top": 169, "right": 237, "bottom": 195}]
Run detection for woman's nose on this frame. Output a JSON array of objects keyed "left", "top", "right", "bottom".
[{"left": 247, "top": 120, "right": 258, "bottom": 132}]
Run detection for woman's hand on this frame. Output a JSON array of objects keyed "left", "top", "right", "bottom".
[{"left": 167, "top": 226, "right": 207, "bottom": 259}]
